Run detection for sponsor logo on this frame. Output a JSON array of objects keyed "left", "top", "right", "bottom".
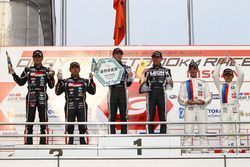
[
  {"left": 240, "top": 111, "right": 250, "bottom": 117},
  {"left": 8, "top": 93, "right": 21, "bottom": 97},
  {"left": 1, "top": 131, "right": 19, "bottom": 136},
  {"left": 30, "top": 72, "right": 45, "bottom": 77},
  {"left": 208, "top": 109, "right": 221, "bottom": 118},
  {"left": 47, "top": 109, "right": 59, "bottom": 118},
  {"left": 169, "top": 94, "right": 177, "bottom": 99},
  {"left": 212, "top": 94, "right": 220, "bottom": 100},
  {"left": 208, "top": 109, "right": 221, "bottom": 113},
  {"left": 68, "top": 83, "right": 83, "bottom": 87},
  {"left": 7, "top": 93, "right": 25, "bottom": 101},
  {"left": 179, "top": 107, "right": 184, "bottom": 119},
  {"left": 239, "top": 92, "right": 250, "bottom": 101},
  {"left": 149, "top": 70, "right": 165, "bottom": 76},
  {"left": 15, "top": 113, "right": 26, "bottom": 118}
]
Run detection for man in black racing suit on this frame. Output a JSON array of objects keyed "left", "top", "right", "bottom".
[
  {"left": 108, "top": 48, "right": 133, "bottom": 134},
  {"left": 145, "top": 51, "right": 173, "bottom": 134},
  {"left": 55, "top": 62, "right": 96, "bottom": 144},
  {"left": 9, "top": 50, "right": 55, "bottom": 144}
]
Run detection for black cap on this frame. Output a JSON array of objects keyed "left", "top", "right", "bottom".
[
  {"left": 151, "top": 51, "right": 162, "bottom": 58},
  {"left": 70, "top": 62, "right": 80, "bottom": 68},
  {"left": 32, "top": 50, "right": 43, "bottom": 57},
  {"left": 188, "top": 61, "right": 198, "bottom": 69},
  {"left": 112, "top": 48, "right": 123, "bottom": 55},
  {"left": 223, "top": 68, "right": 233, "bottom": 75}
]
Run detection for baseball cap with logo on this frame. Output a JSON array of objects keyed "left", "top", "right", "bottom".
[
  {"left": 151, "top": 51, "right": 162, "bottom": 58},
  {"left": 32, "top": 50, "right": 43, "bottom": 57},
  {"left": 188, "top": 61, "right": 198, "bottom": 69},
  {"left": 223, "top": 68, "right": 233, "bottom": 75},
  {"left": 112, "top": 48, "right": 123, "bottom": 55},
  {"left": 70, "top": 62, "right": 80, "bottom": 68}
]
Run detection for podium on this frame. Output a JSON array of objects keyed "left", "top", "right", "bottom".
[{"left": 98, "top": 136, "right": 181, "bottom": 156}]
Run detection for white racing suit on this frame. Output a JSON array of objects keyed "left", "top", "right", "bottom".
[
  {"left": 178, "top": 78, "right": 211, "bottom": 152},
  {"left": 213, "top": 63, "right": 244, "bottom": 149}
]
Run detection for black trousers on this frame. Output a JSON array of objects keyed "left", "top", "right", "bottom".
[
  {"left": 147, "top": 89, "right": 167, "bottom": 134},
  {"left": 25, "top": 91, "right": 48, "bottom": 144},
  {"left": 65, "top": 101, "right": 87, "bottom": 144},
  {"left": 109, "top": 87, "right": 128, "bottom": 134}
]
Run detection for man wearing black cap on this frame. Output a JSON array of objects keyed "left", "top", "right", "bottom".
[
  {"left": 145, "top": 51, "right": 173, "bottom": 134},
  {"left": 108, "top": 48, "right": 133, "bottom": 134},
  {"left": 178, "top": 61, "right": 211, "bottom": 153},
  {"left": 213, "top": 57, "right": 244, "bottom": 152},
  {"left": 8, "top": 50, "right": 55, "bottom": 144},
  {"left": 55, "top": 62, "right": 96, "bottom": 144}
]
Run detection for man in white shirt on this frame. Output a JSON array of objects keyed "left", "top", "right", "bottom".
[
  {"left": 178, "top": 61, "right": 211, "bottom": 153},
  {"left": 212, "top": 57, "right": 244, "bottom": 153}
]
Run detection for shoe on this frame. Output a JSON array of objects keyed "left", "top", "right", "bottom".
[{"left": 228, "top": 150, "right": 235, "bottom": 153}]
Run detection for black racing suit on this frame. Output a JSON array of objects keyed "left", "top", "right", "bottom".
[
  {"left": 12, "top": 65, "right": 55, "bottom": 144},
  {"left": 55, "top": 75, "right": 96, "bottom": 144},
  {"left": 108, "top": 61, "right": 133, "bottom": 134},
  {"left": 145, "top": 65, "right": 172, "bottom": 134}
]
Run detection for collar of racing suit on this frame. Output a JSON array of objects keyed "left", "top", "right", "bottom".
[
  {"left": 34, "top": 64, "right": 42, "bottom": 68},
  {"left": 70, "top": 74, "right": 80, "bottom": 80},
  {"left": 116, "top": 60, "right": 123, "bottom": 65},
  {"left": 153, "top": 64, "right": 162, "bottom": 68},
  {"left": 30, "top": 65, "right": 42, "bottom": 69}
]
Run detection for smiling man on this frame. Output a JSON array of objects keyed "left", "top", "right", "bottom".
[
  {"left": 55, "top": 62, "right": 96, "bottom": 144},
  {"left": 145, "top": 51, "right": 173, "bottom": 134},
  {"left": 8, "top": 50, "right": 55, "bottom": 145},
  {"left": 213, "top": 57, "right": 244, "bottom": 153},
  {"left": 108, "top": 48, "right": 133, "bottom": 134},
  {"left": 178, "top": 61, "right": 211, "bottom": 153}
]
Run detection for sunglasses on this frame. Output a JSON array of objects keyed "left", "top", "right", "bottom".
[{"left": 33, "top": 54, "right": 42, "bottom": 58}]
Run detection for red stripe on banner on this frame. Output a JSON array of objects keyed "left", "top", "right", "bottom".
[
  {"left": 0, "top": 110, "right": 15, "bottom": 130},
  {"left": 0, "top": 83, "right": 16, "bottom": 130},
  {"left": 0, "top": 82, "right": 16, "bottom": 103}
]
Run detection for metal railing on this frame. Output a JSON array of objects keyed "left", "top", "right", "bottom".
[
  {"left": 0, "top": 121, "right": 249, "bottom": 167},
  {"left": 0, "top": 121, "right": 248, "bottom": 143}
]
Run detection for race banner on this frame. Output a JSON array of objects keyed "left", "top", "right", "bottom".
[{"left": 0, "top": 46, "right": 250, "bottom": 147}]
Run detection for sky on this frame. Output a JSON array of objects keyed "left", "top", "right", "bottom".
[{"left": 55, "top": 0, "right": 250, "bottom": 46}]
